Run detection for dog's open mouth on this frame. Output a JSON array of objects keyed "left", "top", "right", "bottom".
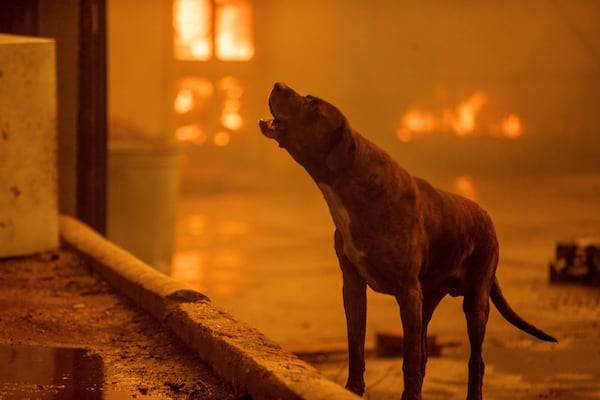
[
  {"left": 259, "top": 93, "right": 281, "bottom": 139},
  {"left": 259, "top": 82, "right": 299, "bottom": 140},
  {"left": 259, "top": 117, "right": 278, "bottom": 139}
]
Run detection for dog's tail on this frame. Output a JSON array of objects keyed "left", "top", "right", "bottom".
[{"left": 490, "top": 277, "right": 558, "bottom": 342}]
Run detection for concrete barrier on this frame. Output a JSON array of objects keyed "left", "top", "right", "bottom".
[{"left": 59, "top": 215, "right": 359, "bottom": 400}]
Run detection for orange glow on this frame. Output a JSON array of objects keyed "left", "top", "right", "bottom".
[
  {"left": 171, "top": 250, "right": 244, "bottom": 296},
  {"left": 174, "top": 77, "right": 214, "bottom": 114},
  {"left": 498, "top": 114, "right": 523, "bottom": 139},
  {"left": 398, "top": 90, "right": 523, "bottom": 142},
  {"left": 213, "top": 131, "right": 231, "bottom": 146},
  {"left": 171, "top": 251, "right": 206, "bottom": 290},
  {"left": 173, "top": 0, "right": 254, "bottom": 62},
  {"left": 221, "top": 111, "right": 243, "bottom": 131},
  {"left": 453, "top": 176, "right": 477, "bottom": 201},
  {"left": 216, "top": 220, "right": 250, "bottom": 236},
  {"left": 174, "top": 76, "right": 247, "bottom": 146},
  {"left": 175, "top": 124, "right": 208, "bottom": 144},
  {"left": 173, "top": 0, "right": 212, "bottom": 61},
  {"left": 396, "top": 108, "right": 435, "bottom": 142},
  {"left": 213, "top": 250, "right": 244, "bottom": 268},
  {"left": 218, "top": 76, "right": 244, "bottom": 131},
  {"left": 174, "top": 88, "right": 195, "bottom": 114},
  {"left": 186, "top": 214, "right": 207, "bottom": 235},
  {"left": 446, "top": 91, "right": 487, "bottom": 136},
  {"left": 215, "top": 0, "right": 255, "bottom": 61}
]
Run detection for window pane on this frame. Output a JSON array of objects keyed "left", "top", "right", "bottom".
[
  {"left": 215, "top": 0, "right": 254, "bottom": 61},
  {"left": 173, "top": 0, "right": 213, "bottom": 61}
]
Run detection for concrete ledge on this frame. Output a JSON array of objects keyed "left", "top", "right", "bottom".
[
  {"left": 59, "top": 215, "right": 360, "bottom": 400},
  {"left": 60, "top": 215, "right": 205, "bottom": 320}
]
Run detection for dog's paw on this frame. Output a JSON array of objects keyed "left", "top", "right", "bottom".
[{"left": 345, "top": 381, "right": 365, "bottom": 397}]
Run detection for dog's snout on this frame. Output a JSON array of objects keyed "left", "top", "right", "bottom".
[{"left": 274, "top": 82, "right": 288, "bottom": 91}]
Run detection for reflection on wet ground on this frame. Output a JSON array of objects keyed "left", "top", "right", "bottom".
[
  {"left": 172, "top": 173, "right": 600, "bottom": 398},
  {"left": 0, "top": 345, "right": 134, "bottom": 400},
  {"left": 172, "top": 174, "right": 600, "bottom": 340}
]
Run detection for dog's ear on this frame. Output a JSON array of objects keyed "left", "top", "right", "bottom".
[{"left": 326, "top": 121, "right": 355, "bottom": 171}]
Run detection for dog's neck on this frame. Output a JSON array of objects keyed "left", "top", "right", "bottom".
[{"left": 314, "top": 133, "right": 415, "bottom": 202}]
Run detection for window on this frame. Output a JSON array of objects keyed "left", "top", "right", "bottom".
[{"left": 173, "top": 0, "right": 254, "bottom": 61}]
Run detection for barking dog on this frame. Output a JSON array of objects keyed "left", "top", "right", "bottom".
[{"left": 259, "top": 82, "right": 556, "bottom": 400}]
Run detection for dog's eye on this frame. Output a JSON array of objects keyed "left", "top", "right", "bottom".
[{"left": 305, "top": 95, "right": 318, "bottom": 108}]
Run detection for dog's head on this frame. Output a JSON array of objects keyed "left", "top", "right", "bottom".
[{"left": 259, "top": 82, "right": 355, "bottom": 180}]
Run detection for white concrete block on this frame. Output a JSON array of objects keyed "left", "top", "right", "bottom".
[{"left": 0, "top": 34, "right": 58, "bottom": 258}]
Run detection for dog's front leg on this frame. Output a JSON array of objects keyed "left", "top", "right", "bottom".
[
  {"left": 335, "top": 231, "right": 367, "bottom": 396},
  {"left": 396, "top": 283, "right": 424, "bottom": 400},
  {"left": 342, "top": 264, "right": 367, "bottom": 395}
]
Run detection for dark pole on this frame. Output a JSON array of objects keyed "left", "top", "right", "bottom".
[{"left": 77, "top": 0, "right": 107, "bottom": 234}]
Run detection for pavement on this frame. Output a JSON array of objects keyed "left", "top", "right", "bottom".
[
  {"left": 60, "top": 215, "right": 360, "bottom": 400},
  {"left": 5, "top": 173, "right": 596, "bottom": 399},
  {"left": 170, "top": 173, "right": 600, "bottom": 399}
]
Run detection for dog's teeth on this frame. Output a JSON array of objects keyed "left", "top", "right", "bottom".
[{"left": 262, "top": 118, "right": 275, "bottom": 129}]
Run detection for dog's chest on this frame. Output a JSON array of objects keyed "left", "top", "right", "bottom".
[{"left": 318, "top": 183, "right": 382, "bottom": 290}]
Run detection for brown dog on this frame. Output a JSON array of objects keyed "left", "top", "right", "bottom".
[{"left": 259, "top": 82, "right": 556, "bottom": 400}]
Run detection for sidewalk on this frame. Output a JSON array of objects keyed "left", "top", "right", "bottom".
[
  {"left": 0, "top": 216, "right": 359, "bottom": 400},
  {"left": 0, "top": 247, "right": 235, "bottom": 399}
]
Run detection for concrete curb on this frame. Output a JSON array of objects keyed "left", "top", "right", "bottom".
[{"left": 59, "top": 215, "right": 360, "bottom": 400}]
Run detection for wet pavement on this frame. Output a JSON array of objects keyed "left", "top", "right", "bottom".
[
  {"left": 0, "top": 249, "right": 236, "bottom": 400},
  {"left": 0, "top": 345, "right": 134, "bottom": 400},
  {"left": 171, "top": 173, "right": 600, "bottom": 399}
]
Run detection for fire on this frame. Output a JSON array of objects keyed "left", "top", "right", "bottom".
[
  {"left": 173, "top": 76, "right": 246, "bottom": 146},
  {"left": 174, "top": 88, "right": 195, "bottom": 114},
  {"left": 396, "top": 108, "right": 435, "bottom": 143},
  {"left": 218, "top": 77, "right": 244, "bottom": 131},
  {"left": 172, "top": 0, "right": 254, "bottom": 61},
  {"left": 446, "top": 91, "right": 487, "bottom": 136},
  {"left": 173, "top": 0, "right": 212, "bottom": 61},
  {"left": 397, "top": 90, "right": 523, "bottom": 142},
  {"left": 215, "top": 0, "right": 255, "bottom": 61},
  {"left": 174, "top": 77, "right": 214, "bottom": 114},
  {"left": 498, "top": 114, "right": 523, "bottom": 139}
]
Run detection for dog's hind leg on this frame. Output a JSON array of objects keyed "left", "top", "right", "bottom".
[
  {"left": 462, "top": 286, "right": 491, "bottom": 400},
  {"left": 462, "top": 241, "right": 498, "bottom": 400},
  {"left": 396, "top": 281, "right": 425, "bottom": 400},
  {"left": 420, "top": 289, "right": 446, "bottom": 378}
]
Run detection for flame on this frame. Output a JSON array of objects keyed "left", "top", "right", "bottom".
[
  {"left": 173, "top": 0, "right": 254, "bottom": 62},
  {"left": 174, "top": 76, "right": 247, "bottom": 146},
  {"left": 174, "top": 77, "right": 214, "bottom": 113},
  {"left": 396, "top": 107, "right": 435, "bottom": 142},
  {"left": 215, "top": 0, "right": 255, "bottom": 61},
  {"left": 221, "top": 111, "right": 243, "bottom": 131},
  {"left": 447, "top": 91, "right": 487, "bottom": 136},
  {"left": 218, "top": 76, "right": 244, "bottom": 131},
  {"left": 498, "top": 114, "right": 523, "bottom": 139},
  {"left": 398, "top": 90, "right": 523, "bottom": 142},
  {"left": 174, "top": 88, "right": 195, "bottom": 114},
  {"left": 173, "top": 0, "right": 212, "bottom": 61}
]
